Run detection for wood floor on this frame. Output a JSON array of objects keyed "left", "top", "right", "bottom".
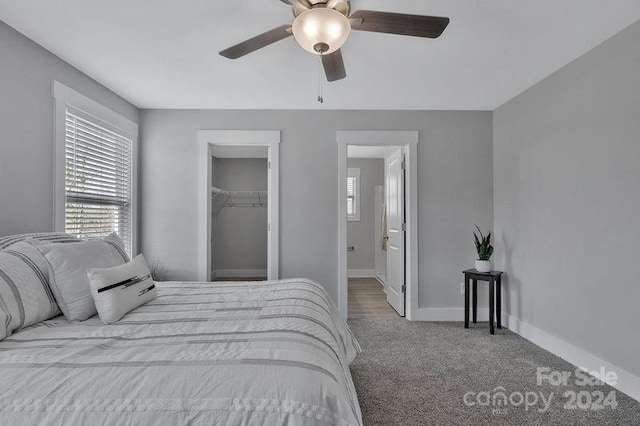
[{"left": 348, "top": 278, "right": 400, "bottom": 318}]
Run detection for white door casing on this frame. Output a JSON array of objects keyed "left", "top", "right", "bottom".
[{"left": 385, "top": 147, "right": 405, "bottom": 316}]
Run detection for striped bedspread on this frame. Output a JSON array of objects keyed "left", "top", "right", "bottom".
[{"left": 0, "top": 279, "right": 362, "bottom": 425}]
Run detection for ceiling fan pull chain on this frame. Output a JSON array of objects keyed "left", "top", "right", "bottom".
[{"left": 317, "top": 57, "right": 324, "bottom": 104}]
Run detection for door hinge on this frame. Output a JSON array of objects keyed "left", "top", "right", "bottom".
[
  {"left": 401, "top": 285, "right": 406, "bottom": 293},
  {"left": 401, "top": 159, "right": 406, "bottom": 170},
  {"left": 268, "top": 223, "right": 271, "bottom": 232},
  {"left": 268, "top": 161, "right": 271, "bottom": 169},
  {"left": 401, "top": 223, "right": 407, "bottom": 232}
]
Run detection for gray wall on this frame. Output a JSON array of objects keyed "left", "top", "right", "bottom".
[
  {"left": 347, "top": 158, "right": 384, "bottom": 271},
  {"left": 0, "top": 20, "right": 139, "bottom": 237},
  {"left": 212, "top": 157, "right": 268, "bottom": 274},
  {"left": 494, "top": 21, "right": 640, "bottom": 376},
  {"left": 140, "top": 109, "right": 493, "bottom": 308},
  {"left": 0, "top": 18, "right": 494, "bottom": 313}
]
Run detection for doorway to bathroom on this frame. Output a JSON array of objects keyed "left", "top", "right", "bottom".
[
  {"left": 346, "top": 146, "right": 398, "bottom": 318},
  {"left": 338, "top": 131, "right": 419, "bottom": 321}
]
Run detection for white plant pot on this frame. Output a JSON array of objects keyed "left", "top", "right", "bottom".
[{"left": 475, "top": 260, "right": 491, "bottom": 273}]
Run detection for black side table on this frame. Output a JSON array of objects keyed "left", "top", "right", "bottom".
[{"left": 463, "top": 269, "right": 504, "bottom": 334}]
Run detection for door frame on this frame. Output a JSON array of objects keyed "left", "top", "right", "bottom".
[
  {"left": 337, "top": 131, "right": 419, "bottom": 320},
  {"left": 197, "top": 130, "right": 280, "bottom": 282}
]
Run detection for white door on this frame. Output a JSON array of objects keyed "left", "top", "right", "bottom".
[{"left": 385, "top": 147, "right": 405, "bottom": 316}]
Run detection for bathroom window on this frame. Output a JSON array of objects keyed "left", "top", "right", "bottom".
[{"left": 347, "top": 168, "right": 360, "bottom": 222}]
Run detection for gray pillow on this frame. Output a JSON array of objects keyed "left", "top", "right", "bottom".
[{"left": 0, "top": 241, "right": 61, "bottom": 340}]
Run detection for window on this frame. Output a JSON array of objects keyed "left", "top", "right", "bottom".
[
  {"left": 64, "top": 109, "right": 133, "bottom": 252},
  {"left": 347, "top": 168, "right": 360, "bottom": 222},
  {"left": 54, "top": 82, "right": 138, "bottom": 256}
]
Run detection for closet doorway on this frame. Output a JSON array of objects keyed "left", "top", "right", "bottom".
[
  {"left": 197, "top": 131, "right": 280, "bottom": 282},
  {"left": 211, "top": 147, "right": 268, "bottom": 281}
]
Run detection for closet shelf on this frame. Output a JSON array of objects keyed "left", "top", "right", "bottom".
[{"left": 212, "top": 187, "right": 267, "bottom": 212}]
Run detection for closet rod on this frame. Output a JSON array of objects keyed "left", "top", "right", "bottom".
[{"left": 211, "top": 187, "right": 267, "bottom": 208}]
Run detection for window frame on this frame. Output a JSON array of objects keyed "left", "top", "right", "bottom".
[
  {"left": 347, "top": 167, "right": 361, "bottom": 222},
  {"left": 53, "top": 81, "right": 138, "bottom": 255}
]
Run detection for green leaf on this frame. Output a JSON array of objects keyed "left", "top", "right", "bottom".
[
  {"left": 487, "top": 245, "right": 494, "bottom": 259},
  {"left": 474, "top": 226, "right": 494, "bottom": 260},
  {"left": 475, "top": 225, "right": 484, "bottom": 240},
  {"left": 474, "top": 226, "right": 495, "bottom": 260}
]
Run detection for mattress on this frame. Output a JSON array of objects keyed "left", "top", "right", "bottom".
[{"left": 0, "top": 278, "right": 362, "bottom": 425}]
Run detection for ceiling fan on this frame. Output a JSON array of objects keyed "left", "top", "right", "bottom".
[{"left": 219, "top": 0, "right": 450, "bottom": 82}]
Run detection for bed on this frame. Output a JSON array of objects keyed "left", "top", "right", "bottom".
[{"left": 0, "top": 278, "right": 362, "bottom": 425}]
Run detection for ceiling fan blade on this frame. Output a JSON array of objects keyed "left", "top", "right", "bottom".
[
  {"left": 219, "top": 25, "right": 292, "bottom": 59},
  {"left": 322, "top": 49, "right": 346, "bottom": 82},
  {"left": 350, "top": 10, "right": 450, "bottom": 38}
]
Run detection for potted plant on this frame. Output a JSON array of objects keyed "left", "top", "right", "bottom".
[{"left": 473, "top": 226, "right": 493, "bottom": 272}]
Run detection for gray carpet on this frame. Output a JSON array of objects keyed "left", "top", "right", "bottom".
[{"left": 348, "top": 318, "right": 640, "bottom": 425}]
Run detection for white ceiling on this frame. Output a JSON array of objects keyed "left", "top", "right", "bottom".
[{"left": 1, "top": 1, "right": 639, "bottom": 110}]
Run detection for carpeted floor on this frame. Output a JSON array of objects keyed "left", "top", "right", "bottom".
[{"left": 348, "top": 318, "right": 640, "bottom": 425}]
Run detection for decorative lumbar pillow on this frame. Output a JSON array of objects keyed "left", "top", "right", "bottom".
[
  {"left": 34, "top": 233, "right": 129, "bottom": 321},
  {"left": 0, "top": 241, "right": 62, "bottom": 340},
  {"left": 87, "top": 254, "right": 157, "bottom": 324}
]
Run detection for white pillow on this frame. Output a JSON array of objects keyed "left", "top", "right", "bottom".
[
  {"left": 34, "top": 233, "right": 129, "bottom": 321},
  {"left": 0, "top": 241, "right": 62, "bottom": 339},
  {"left": 87, "top": 254, "right": 157, "bottom": 324}
]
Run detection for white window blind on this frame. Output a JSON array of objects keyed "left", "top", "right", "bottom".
[
  {"left": 347, "top": 176, "right": 356, "bottom": 215},
  {"left": 347, "top": 168, "right": 360, "bottom": 221},
  {"left": 65, "top": 108, "right": 133, "bottom": 254}
]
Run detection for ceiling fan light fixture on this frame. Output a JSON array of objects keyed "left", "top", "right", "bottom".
[{"left": 291, "top": 8, "right": 351, "bottom": 55}]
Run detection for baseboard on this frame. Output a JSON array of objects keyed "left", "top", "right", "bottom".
[
  {"left": 504, "top": 315, "right": 640, "bottom": 402},
  {"left": 414, "top": 307, "right": 490, "bottom": 322},
  {"left": 213, "top": 269, "right": 267, "bottom": 278},
  {"left": 348, "top": 269, "right": 376, "bottom": 278}
]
